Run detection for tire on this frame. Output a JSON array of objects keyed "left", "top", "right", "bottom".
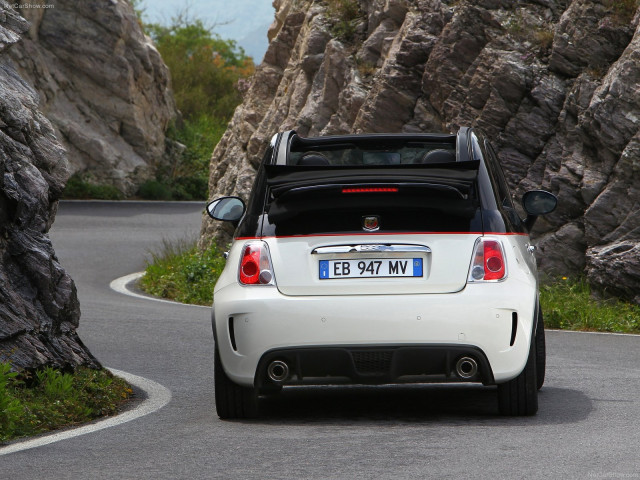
[
  {"left": 497, "top": 332, "right": 538, "bottom": 416},
  {"left": 214, "top": 345, "right": 259, "bottom": 419},
  {"left": 535, "top": 304, "right": 546, "bottom": 390}
]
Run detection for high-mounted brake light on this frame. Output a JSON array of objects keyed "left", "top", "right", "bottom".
[
  {"left": 468, "top": 238, "right": 507, "bottom": 282},
  {"left": 342, "top": 187, "right": 398, "bottom": 194},
  {"left": 239, "top": 241, "right": 276, "bottom": 285}
]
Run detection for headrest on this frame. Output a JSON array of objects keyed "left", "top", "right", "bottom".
[
  {"left": 297, "top": 154, "right": 330, "bottom": 166},
  {"left": 421, "top": 149, "right": 456, "bottom": 164}
]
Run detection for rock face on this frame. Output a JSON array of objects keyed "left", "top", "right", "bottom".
[
  {"left": 201, "top": 0, "right": 640, "bottom": 304},
  {"left": 8, "top": 0, "right": 177, "bottom": 196},
  {"left": 0, "top": 5, "right": 99, "bottom": 370}
]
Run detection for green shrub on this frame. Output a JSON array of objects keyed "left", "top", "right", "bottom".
[
  {"left": 0, "top": 364, "right": 133, "bottom": 442},
  {"left": 327, "top": 0, "right": 362, "bottom": 42},
  {"left": 36, "top": 367, "right": 76, "bottom": 400},
  {"left": 63, "top": 174, "right": 124, "bottom": 200},
  {"left": 138, "top": 180, "right": 174, "bottom": 200},
  {"left": 170, "top": 176, "right": 209, "bottom": 201},
  {"left": 137, "top": 114, "right": 226, "bottom": 201},
  {"left": 139, "top": 238, "right": 227, "bottom": 305}
]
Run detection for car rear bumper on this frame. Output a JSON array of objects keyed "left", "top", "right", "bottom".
[
  {"left": 213, "top": 280, "right": 537, "bottom": 387},
  {"left": 254, "top": 345, "right": 495, "bottom": 391}
]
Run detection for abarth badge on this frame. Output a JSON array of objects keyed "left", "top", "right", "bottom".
[{"left": 362, "top": 216, "right": 380, "bottom": 232}]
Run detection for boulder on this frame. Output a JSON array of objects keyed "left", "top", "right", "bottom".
[
  {"left": 0, "top": 5, "right": 99, "bottom": 370},
  {"left": 7, "top": 0, "right": 177, "bottom": 196}
]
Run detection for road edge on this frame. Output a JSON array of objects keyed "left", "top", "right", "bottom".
[
  {"left": 0, "top": 368, "right": 172, "bottom": 456},
  {"left": 110, "top": 272, "right": 210, "bottom": 309}
]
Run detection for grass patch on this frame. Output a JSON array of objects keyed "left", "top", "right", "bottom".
[
  {"left": 533, "top": 27, "right": 554, "bottom": 50},
  {"left": 0, "top": 364, "right": 133, "bottom": 443},
  {"left": 355, "top": 57, "right": 377, "bottom": 78},
  {"left": 139, "top": 238, "right": 227, "bottom": 305},
  {"left": 63, "top": 174, "right": 124, "bottom": 201},
  {"left": 540, "top": 277, "right": 640, "bottom": 334}
]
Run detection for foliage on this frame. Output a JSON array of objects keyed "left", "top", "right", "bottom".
[
  {"left": 139, "top": 238, "right": 227, "bottom": 305},
  {"left": 0, "top": 364, "right": 20, "bottom": 437},
  {"left": 63, "top": 174, "right": 124, "bottom": 201},
  {"left": 146, "top": 17, "right": 254, "bottom": 122},
  {"left": 0, "top": 365, "right": 133, "bottom": 442},
  {"left": 130, "top": 11, "right": 254, "bottom": 201},
  {"left": 137, "top": 116, "right": 227, "bottom": 201},
  {"left": 604, "top": 0, "right": 640, "bottom": 24},
  {"left": 327, "top": 0, "right": 362, "bottom": 42},
  {"left": 355, "top": 57, "right": 377, "bottom": 78},
  {"left": 533, "top": 27, "right": 555, "bottom": 50},
  {"left": 503, "top": 9, "right": 556, "bottom": 53},
  {"left": 128, "top": 0, "right": 146, "bottom": 24},
  {"left": 540, "top": 277, "right": 640, "bottom": 334}
]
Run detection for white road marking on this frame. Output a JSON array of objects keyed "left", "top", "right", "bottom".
[
  {"left": 549, "top": 328, "right": 639, "bottom": 337},
  {"left": 0, "top": 368, "right": 172, "bottom": 456},
  {"left": 109, "top": 272, "right": 210, "bottom": 309}
]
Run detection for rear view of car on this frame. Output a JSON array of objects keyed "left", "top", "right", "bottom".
[{"left": 207, "top": 127, "right": 557, "bottom": 418}]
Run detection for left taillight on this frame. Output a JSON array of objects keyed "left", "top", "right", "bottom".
[
  {"left": 467, "top": 238, "right": 507, "bottom": 282},
  {"left": 238, "top": 241, "right": 276, "bottom": 286}
]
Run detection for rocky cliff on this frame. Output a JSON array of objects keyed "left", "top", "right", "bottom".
[
  {"left": 201, "top": 0, "right": 640, "bottom": 303},
  {"left": 0, "top": 5, "right": 99, "bottom": 370},
  {"left": 8, "top": 0, "right": 177, "bottom": 196}
]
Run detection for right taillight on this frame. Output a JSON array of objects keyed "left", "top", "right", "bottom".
[
  {"left": 238, "top": 241, "right": 276, "bottom": 286},
  {"left": 468, "top": 238, "right": 507, "bottom": 282}
]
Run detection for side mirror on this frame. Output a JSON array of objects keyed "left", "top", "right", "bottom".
[
  {"left": 522, "top": 190, "right": 557, "bottom": 230},
  {"left": 206, "top": 196, "right": 246, "bottom": 223}
]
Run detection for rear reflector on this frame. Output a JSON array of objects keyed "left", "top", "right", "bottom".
[
  {"left": 468, "top": 238, "right": 507, "bottom": 282},
  {"left": 342, "top": 187, "right": 398, "bottom": 194}
]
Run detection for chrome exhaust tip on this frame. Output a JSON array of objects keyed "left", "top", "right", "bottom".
[
  {"left": 455, "top": 356, "right": 478, "bottom": 379},
  {"left": 267, "top": 360, "right": 289, "bottom": 383}
]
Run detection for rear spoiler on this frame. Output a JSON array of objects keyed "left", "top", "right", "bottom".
[
  {"left": 264, "top": 161, "right": 481, "bottom": 222},
  {"left": 265, "top": 161, "right": 480, "bottom": 200}
]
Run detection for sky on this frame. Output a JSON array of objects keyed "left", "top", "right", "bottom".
[{"left": 138, "top": 0, "right": 274, "bottom": 62}]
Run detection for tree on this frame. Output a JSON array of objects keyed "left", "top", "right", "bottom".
[
  {"left": 135, "top": 9, "right": 256, "bottom": 200},
  {"left": 146, "top": 16, "right": 254, "bottom": 122}
]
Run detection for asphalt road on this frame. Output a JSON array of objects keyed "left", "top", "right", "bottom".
[{"left": 2, "top": 201, "right": 639, "bottom": 479}]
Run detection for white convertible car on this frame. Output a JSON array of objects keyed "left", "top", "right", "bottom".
[{"left": 206, "top": 127, "right": 557, "bottom": 418}]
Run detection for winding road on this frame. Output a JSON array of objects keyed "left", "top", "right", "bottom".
[{"left": 2, "top": 201, "right": 639, "bottom": 479}]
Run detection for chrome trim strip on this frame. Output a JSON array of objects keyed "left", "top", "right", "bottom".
[{"left": 311, "top": 244, "right": 432, "bottom": 255}]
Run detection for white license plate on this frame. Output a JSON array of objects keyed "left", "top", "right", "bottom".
[{"left": 319, "top": 258, "right": 423, "bottom": 279}]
